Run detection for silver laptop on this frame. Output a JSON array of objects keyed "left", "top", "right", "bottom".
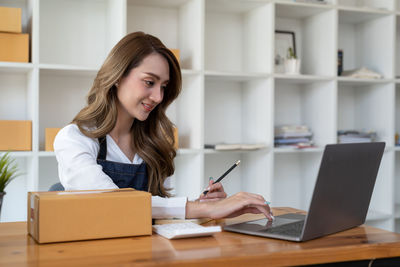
[{"left": 224, "top": 142, "right": 385, "bottom": 242}]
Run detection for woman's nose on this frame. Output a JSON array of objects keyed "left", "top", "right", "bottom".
[{"left": 150, "top": 86, "right": 163, "bottom": 103}]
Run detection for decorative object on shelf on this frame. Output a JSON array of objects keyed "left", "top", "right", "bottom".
[
  {"left": 274, "top": 125, "right": 313, "bottom": 148},
  {"left": 337, "top": 130, "right": 377, "bottom": 143},
  {"left": 275, "top": 30, "right": 297, "bottom": 74},
  {"left": 0, "top": 6, "right": 22, "bottom": 33},
  {"left": 395, "top": 132, "right": 399, "bottom": 146},
  {"left": 338, "top": 49, "right": 343, "bottom": 76},
  {"left": 341, "top": 67, "right": 383, "bottom": 79},
  {"left": 284, "top": 47, "right": 301, "bottom": 74},
  {"left": 0, "top": 152, "right": 21, "bottom": 218},
  {"left": 204, "top": 143, "right": 267, "bottom": 151},
  {"left": 45, "top": 128, "right": 61, "bottom": 151},
  {"left": 173, "top": 127, "right": 179, "bottom": 150},
  {"left": 0, "top": 6, "right": 29, "bottom": 63},
  {"left": 169, "top": 49, "right": 180, "bottom": 63},
  {"left": 0, "top": 120, "right": 32, "bottom": 151}
]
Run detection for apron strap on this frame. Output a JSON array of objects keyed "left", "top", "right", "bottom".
[{"left": 97, "top": 137, "right": 107, "bottom": 160}]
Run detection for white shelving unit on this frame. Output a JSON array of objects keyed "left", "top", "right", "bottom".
[{"left": 1, "top": 0, "right": 400, "bottom": 233}]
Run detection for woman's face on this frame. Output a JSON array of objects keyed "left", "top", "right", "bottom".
[{"left": 116, "top": 52, "right": 169, "bottom": 121}]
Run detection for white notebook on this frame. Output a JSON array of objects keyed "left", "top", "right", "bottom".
[{"left": 152, "top": 222, "right": 221, "bottom": 239}]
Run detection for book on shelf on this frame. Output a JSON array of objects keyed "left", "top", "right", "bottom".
[
  {"left": 338, "top": 49, "right": 343, "bottom": 76},
  {"left": 275, "top": 131, "right": 313, "bottom": 139},
  {"left": 274, "top": 125, "right": 314, "bottom": 148},
  {"left": 204, "top": 143, "right": 267, "bottom": 151},
  {"left": 337, "top": 130, "right": 377, "bottom": 144},
  {"left": 341, "top": 67, "right": 383, "bottom": 79},
  {"left": 275, "top": 125, "right": 310, "bottom": 135}
]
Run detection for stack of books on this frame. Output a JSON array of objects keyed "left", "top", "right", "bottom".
[
  {"left": 274, "top": 125, "right": 313, "bottom": 148},
  {"left": 337, "top": 130, "right": 377, "bottom": 143},
  {"left": 204, "top": 143, "right": 267, "bottom": 151}
]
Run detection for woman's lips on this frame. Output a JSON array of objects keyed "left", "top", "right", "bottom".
[{"left": 142, "top": 103, "right": 154, "bottom": 112}]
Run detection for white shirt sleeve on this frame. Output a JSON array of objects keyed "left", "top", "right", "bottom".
[
  {"left": 54, "top": 124, "right": 187, "bottom": 219},
  {"left": 54, "top": 124, "right": 118, "bottom": 190}
]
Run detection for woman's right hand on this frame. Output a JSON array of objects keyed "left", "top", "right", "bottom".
[{"left": 186, "top": 192, "right": 273, "bottom": 221}]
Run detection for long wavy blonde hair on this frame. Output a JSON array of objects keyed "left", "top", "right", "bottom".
[{"left": 72, "top": 32, "right": 181, "bottom": 197}]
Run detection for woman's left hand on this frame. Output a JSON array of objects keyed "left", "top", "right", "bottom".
[{"left": 198, "top": 178, "right": 227, "bottom": 202}]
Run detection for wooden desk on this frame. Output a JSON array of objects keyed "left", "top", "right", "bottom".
[{"left": 1, "top": 207, "right": 400, "bottom": 266}]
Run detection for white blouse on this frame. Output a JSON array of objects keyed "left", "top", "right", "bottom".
[{"left": 53, "top": 124, "right": 187, "bottom": 219}]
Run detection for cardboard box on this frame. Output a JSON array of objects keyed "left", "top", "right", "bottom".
[
  {"left": 45, "top": 128, "right": 61, "bottom": 151},
  {"left": 170, "top": 49, "right": 180, "bottom": 63},
  {"left": 173, "top": 127, "right": 179, "bottom": 149},
  {"left": 0, "top": 32, "right": 29, "bottom": 62},
  {"left": 28, "top": 189, "right": 152, "bottom": 243},
  {"left": 0, "top": 120, "right": 31, "bottom": 151},
  {"left": 0, "top": 6, "right": 22, "bottom": 33}
]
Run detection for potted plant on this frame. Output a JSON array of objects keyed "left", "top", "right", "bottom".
[
  {"left": 0, "top": 152, "right": 21, "bottom": 218},
  {"left": 284, "top": 47, "right": 301, "bottom": 74}
]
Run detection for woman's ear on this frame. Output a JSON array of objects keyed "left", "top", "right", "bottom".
[{"left": 115, "top": 78, "right": 121, "bottom": 88}]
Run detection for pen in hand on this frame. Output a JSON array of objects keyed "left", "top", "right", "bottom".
[{"left": 203, "top": 160, "right": 240, "bottom": 195}]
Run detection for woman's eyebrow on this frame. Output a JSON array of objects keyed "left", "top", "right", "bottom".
[{"left": 143, "top": 72, "right": 169, "bottom": 83}]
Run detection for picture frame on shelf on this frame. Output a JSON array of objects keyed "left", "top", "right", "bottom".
[{"left": 274, "top": 30, "right": 296, "bottom": 73}]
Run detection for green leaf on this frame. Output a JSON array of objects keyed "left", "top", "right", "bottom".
[{"left": 0, "top": 152, "right": 22, "bottom": 192}]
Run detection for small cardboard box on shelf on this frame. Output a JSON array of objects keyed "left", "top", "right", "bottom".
[
  {"left": 0, "top": 6, "right": 22, "bottom": 33},
  {"left": 0, "top": 120, "right": 31, "bottom": 151},
  {"left": 0, "top": 32, "right": 29, "bottom": 62},
  {"left": 45, "top": 128, "right": 61, "bottom": 151},
  {"left": 170, "top": 49, "right": 180, "bottom": 62},
  {"left": 28, "top": 188, "right": 152, "bottom": 243}
]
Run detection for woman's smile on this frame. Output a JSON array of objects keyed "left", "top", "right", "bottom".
[{"left": 142, "top": 102, "right": 154, "bottom": 112}]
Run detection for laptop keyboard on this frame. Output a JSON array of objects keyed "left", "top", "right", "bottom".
[{"left": 262, "top": 220, "right": 305, "bottom": 237}]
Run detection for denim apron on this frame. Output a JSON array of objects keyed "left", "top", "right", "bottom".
[{"left": 97, "top": 137, "right": 148, "bottom": 191}]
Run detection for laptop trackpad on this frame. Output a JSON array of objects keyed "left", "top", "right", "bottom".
[{"left": 236, "top": 213, "right": 306, "bottom": 231}]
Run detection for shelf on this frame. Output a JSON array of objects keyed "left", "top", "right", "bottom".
[
  {"left": 274, "top": 74, "right": 333, "bottom": 84},
  {"left": 205, "top": 0, "right": 272, "bottom": 73},
  {"left": 275, "top": 1, "right": 332, "bottom": 19},
  {"left": 275, "top": 2, "right": 335, "bottom": 76},
  {"left": 274, "top": 80, "right": 336, "bottom": 146},
  {"left": 39, "top": 0, "right": 120, "bottom": 68},
  {"left": 204, "top": 148, "right": 269, "bottom": 154},
  {"left": 205, "top": 0, "right": 268, "bottom": 14},
  {"left": 204, "top": 78, "right": 272, "bottom": 147},
  {"left": 273, "top": 152, "right": 321, "bottom": 210},
  {"left": 205, "top": 71, "right": 269, "bottom": 82},
  {"left": 127, "top": 0, "right": 201, "bottom": 70},
  {"left": 338, "top": 5, "right": 393, "bottom": 14},
  {"left": 0, "top": 0, "right": 399, "bottom": 232},
  {"left": 39, "top": 64, "right": 98, "bottom": 76},
  {"left": 338, "top": 10, "right": 394, "bottom": 79},
  {"left": 338, "top": 9, "right": 391, "bottom": 24},
  {"left": 3, "top": 151, "right": 34, "bottom": 158},
  {"left": 128, "top": 0, "right": 190, "bottom": 8},
  {"left": 338, "top": 77, "right": 394, "bottom": 85},
  {"left": 38, "top": 151, "right": 56, "bottom": 157},
  {"left": 0, "top": 70, "right": 32, "bottom": 121},
  {"left": 338, "top": 83, "right": 394, "bottom": 145},
  {"left": 0, "top": 62, "right": 33, "bottom": 73},
  {"left": 366, "top": 209, "right": 392, "bottom": 221},
  {"left": 274, "top": 147, "right": 324, "bottom": 153}
]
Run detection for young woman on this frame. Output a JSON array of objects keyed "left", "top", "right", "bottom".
[{"left": 54, "top": 31, "right": 273, "bottom": 220}]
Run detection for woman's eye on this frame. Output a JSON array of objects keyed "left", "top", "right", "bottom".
[
  {"left": 161, "top": 85, "right": 167, "bottom": 90},
  {"left": 144, "top": 80, "right": 154, "bottom": 86}
]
